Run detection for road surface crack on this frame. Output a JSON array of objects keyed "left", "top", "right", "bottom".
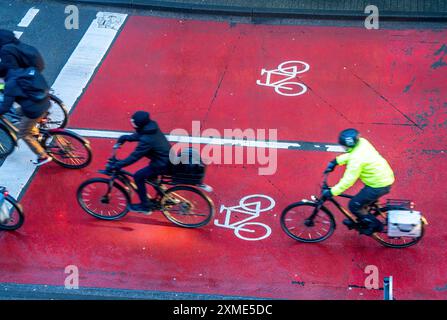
[{"left": 352, "top": 73, "right": 423, "bottom": 130}]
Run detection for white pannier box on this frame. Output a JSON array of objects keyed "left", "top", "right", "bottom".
[{"left": 388, "top": 210, "right": 422, "bottom": 238}]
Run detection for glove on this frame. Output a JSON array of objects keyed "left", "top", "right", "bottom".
[
  {"left": 324, "top": 159, "right": 338, "bottom": 174},
  {"left": 322, "top": 188, "right": 333, "bottom": 199},
  {"left": 117, "top": 135, "right": 131, "bottom": 145}
]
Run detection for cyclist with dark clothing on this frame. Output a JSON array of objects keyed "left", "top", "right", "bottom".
[
  {"left": 0, "top": 29, "right": 46, "bottom": 125},
  {"left": 108, "top": 111, "right": 171, "bottom": 214},
  {"left": 0, "top": 67, "right": 52, "bottom": 166},
  {"left": 323, "top": 128, "right": 395, "bottom": 235}
]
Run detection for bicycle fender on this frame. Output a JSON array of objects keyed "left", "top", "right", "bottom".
[{"left": 49, "top": 128, "right": 90, "bottom": 145}]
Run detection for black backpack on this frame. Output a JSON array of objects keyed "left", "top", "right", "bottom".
[
  {"left": 16, "top": 68, "right": 49, "bottom": 101},
  {"left": 171, "top": 147, "right": 206, "bottom": 185}
]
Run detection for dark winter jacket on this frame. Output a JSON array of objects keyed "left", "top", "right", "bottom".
[
  {"left": 0, "top": 68, "right": 50, "bottom": 119},
  {"left": 115, "top": 120, "right": 172, "bottom": 169},
  {"left": 0, "top": 30, "right": 45, "bottom": 77}
]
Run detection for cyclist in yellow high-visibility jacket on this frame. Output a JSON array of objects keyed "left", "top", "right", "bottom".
[{"left": 323, "top": 128, "right": 395, "bottom": 235}]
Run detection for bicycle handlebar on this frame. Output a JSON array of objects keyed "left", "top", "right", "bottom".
[{"left": 321, "top": 172, "right": 329, "bottom": 190}]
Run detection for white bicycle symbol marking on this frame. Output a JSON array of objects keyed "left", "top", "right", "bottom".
[
  {"left": 256, "top": 60, "right": 310, "bottom": 97},
  {"left": 214, "top": 194, "right": 275, "bottom": 241}
]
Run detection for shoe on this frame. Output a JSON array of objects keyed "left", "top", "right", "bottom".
[
  {"left": 343, "top": 219, "right": 356, "bottom": 230},
  {"left": 358, "top": 216, "right": 384, "bottom": 235},
  {"left": 33, "top": 156, "right": 52, "bottom": 166},
  {"left": 128, "top": 203, "right": 153, "bottom": 215}
]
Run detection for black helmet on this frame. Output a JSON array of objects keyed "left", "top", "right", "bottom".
[
  {"left": 338, "top": 128, "right": 360, "bottom": 148},
  {"left": 131, "top": 111, "right": 150, "bottom": 128}
]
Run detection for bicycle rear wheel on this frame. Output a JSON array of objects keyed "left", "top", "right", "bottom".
[
  {"left": 45, "top": 94, "right": 68, "bottom": 129},
  {"left": 77, "top": 178, "right": 130, "bottom": 220},
  {"left": 372, "top": 205, "right": 425, "bottom": 248},
  {"left": 280, "top": 202, "right": 335, "bottom": 243},
  {"left": 161, "top": 185, "right": 214, "bottom": 228},
  {"left": 0, "top": 195, "right": 25, "bottom": 231},
  {"left": 44, "top": 130, "right": 92, "bottom": 169}
]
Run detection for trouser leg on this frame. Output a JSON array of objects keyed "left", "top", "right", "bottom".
[
  {"left": 134, "top": 166, "right": 159, "bottom": 205},
  {"left": 348, "top": 185, "right": 391, "bottom": 218},
  {"left": 349, "top": 185, "right": 391, "bottom": 232},
  {"left": 18, "top": 116, "right": 47, "bottom": 158}
]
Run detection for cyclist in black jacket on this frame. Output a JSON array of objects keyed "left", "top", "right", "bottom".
[
  {"left": 0, "top": 67, "right": 52, "bottom": 166},
  {"left": 109, "top": 111, "right": 171, "bottom": 213}
]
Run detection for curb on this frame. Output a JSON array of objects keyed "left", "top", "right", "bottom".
[
  {"left": 60, "top": 0, "right": 447, "bottom": 21},
  {"left": 0, "top": 282, "right": 269, "bottom": 300}
]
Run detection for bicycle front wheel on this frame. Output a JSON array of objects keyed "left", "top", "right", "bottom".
[
  {"left": 77, "top": 178, "right": 130, "bottom": 220},
  {"left": 46, "top": 94, "right": 69, "bottom": 129},
  {"left": 372, "top": 205, "right": 425, "bottom": 248},
  {"left": 161, "top": 185, "right": 214, "bottom": 228},
  {"left": 280, "top": 202, "right": 335, "bottom": 243},
  {"left": 0, "top": 195, "right": 25, "bottom": 231},
  {"left": 44, "top": 131, "right": 92, "bottom": 169}
]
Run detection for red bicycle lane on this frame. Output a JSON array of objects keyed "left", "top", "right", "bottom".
[
  {"left": 0, "top": 137, "right": 444, "bottom": 299},
  {"left": 0, "top": 15, "right": 445, "bottom": 299}
]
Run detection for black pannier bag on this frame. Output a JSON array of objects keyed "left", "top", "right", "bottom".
[{"left": 171, "top": 147, "right": 206, "bottom": 185}]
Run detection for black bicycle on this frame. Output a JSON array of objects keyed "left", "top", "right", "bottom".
[
  {"left": 77, "top": 144, "right": 215, "bottom": 228},
  {"left": 0, "top": 114, "right": 92, "bottom": 169},
  {"left": 0, "top": 186, "right": 24, "bottom": 231},
  {"left": 0, "top": 84, "right": 68, "bottom": 130},
  {"left": 280, "top": 173, "right": 427, "bottom": 248}
]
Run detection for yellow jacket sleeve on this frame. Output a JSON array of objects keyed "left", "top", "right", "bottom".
[
  {"left": 331, "top": 159, "right": 362, "bottom": 196},
  {"left": 336, "top": 153, "right": 350, "bottom": 165}
]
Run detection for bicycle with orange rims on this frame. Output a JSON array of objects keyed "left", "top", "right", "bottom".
[{"left": 280, "top": 173, "right": 427, "bottom": 248}]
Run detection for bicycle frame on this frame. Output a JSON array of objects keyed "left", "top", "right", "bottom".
[
  {"left": 100, "top": 146, "right": 170, "bottom": 201},
  {"left": 0, "top": 116, "right": 19, "bottom": 146},
  {"left": 305, "top": 174, "right": 380, "bottom": 225}
]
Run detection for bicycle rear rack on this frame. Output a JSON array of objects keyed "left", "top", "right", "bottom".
[{"left": 386, "top": 199, "right": 414, "bottom": 210}]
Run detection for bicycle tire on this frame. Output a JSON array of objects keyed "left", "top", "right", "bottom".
[
  {"left": 280, "top": 201, "right": 336, "bottom": 243},
  {"left": 0, "top": 195, "right": 25, "bottom": 231},
  {"left": 77, "top": 177, "right": 130, "bottom": 220},
  {"left": 0, "top": 128, "right": 16, "bottom": 158},
  {"left": 47, "top": 94, "right": 69, "bottom": 129},
  {"left": 372, "top": 205, "right": 425, "bottom": 249},
  {"left": 44, "top": 130, "right": 92, "bottom": 169},
  {"left": 161, "top": 185, "right": 214, "bottom": 228}
]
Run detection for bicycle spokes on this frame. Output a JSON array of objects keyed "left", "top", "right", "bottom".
[
  {"left": 46, "top": 134, "right": 88, "bottom": 166},
  {"left": 81, "top": 181, "right": 127, "bottom": 217},
  {"left": 283, "top": 207, "right": 332, "bottom": 241},
  {"left": 162, "top": 188, "right": 212, "bottom": 226}
]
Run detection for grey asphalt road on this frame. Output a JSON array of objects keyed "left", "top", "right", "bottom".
[
  {"left": 0, "top": 282, "right": 265, "bottom": 300},
  {"left": 1, "top": 0, "right": 98, "bottom": 84}
]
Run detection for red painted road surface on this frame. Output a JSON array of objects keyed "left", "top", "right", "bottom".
[{"left": 1, "top": 16, "right": 447, "bottom": 299}]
